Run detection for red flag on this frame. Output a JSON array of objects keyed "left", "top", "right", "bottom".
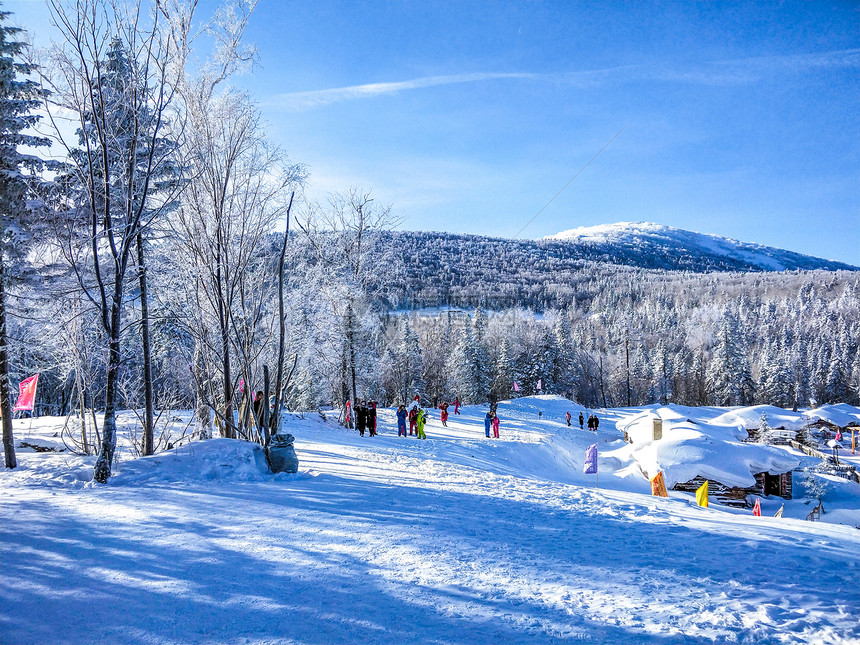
[
  {"left": 13, "top": 374, "right": 39, "bottom": 411},
  {"left": 345, "top": 400, "right": 351, "bottom": 424},
  {"left": 752, "top": 498, "right": 761, "bottom": 517}
]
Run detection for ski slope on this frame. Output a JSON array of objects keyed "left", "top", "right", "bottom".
[{"left": 2, "top": 397, "right": 859, "bottom": 645}]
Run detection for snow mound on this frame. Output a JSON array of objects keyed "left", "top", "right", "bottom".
[
  {"left": 109, "top": 438, "right": 273, "bottom": 485},
  {"left": 806, "top": 404, "right": 860, "bottom": 428},
  {"left": 618, "top": 407, "right": 800, "bottom": 489},
  {"left": 711, "top": 405, "right": 809, "bottom": 432}
]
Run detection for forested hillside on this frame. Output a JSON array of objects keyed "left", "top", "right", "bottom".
[
  {"left": 1, "top": 1, "right": 856, "bottom": 477},
  {"left": 366, "top": 230, "right": 857, "bottom": 312},
  {"left": 10, "top": 225, "right": 858, "bottom": 421}
]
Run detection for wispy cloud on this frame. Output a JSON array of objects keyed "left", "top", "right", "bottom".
[
  {"left": 651, "top": 48, "right": 860, "bottom": 85},
  {"left": 270, "top": 72, "right": 539, "bottom": 111},
  {"left": 268, "top": 49, "right": 859, "bottom": 111}
]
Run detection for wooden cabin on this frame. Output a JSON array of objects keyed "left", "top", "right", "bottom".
[{"left": 673, "top": 471, "right": 792, "bottom": 507}]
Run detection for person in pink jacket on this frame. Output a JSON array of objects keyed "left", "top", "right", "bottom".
[{"left": 491, "top": 413, "right": 500, "bottom": 439}]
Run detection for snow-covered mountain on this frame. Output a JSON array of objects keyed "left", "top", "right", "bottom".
[{"left": 545, "top": 221, "right": 856, "bottom": 272}]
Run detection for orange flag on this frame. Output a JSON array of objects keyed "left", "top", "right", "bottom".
[{"left": 650, "top": 471, "right": 669, "bottom": 497}]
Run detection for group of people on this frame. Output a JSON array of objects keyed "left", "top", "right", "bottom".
[
  {"left": 349, "top": 395, "right": 469, "bottom": 440},
  {"left": 484, "top": 410, "right": 500, "bottom": 438},
  {"left": 350, "top": 400, "right": 378, "bottom": 437},
  {"left": 396, "top": 402, "right": 427, "bottom": 439},
  {"left": 565, "top": 410, "right": 599, "bottom": 431}
]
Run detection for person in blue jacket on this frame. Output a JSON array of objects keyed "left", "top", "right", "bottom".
[
  {"left": 396, "top": 404, "right": 408, "bottom": 437},
  {"left": 484, "top": 411, "right": 492, "bottom": 438}
]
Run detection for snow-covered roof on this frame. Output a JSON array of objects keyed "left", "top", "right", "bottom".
[
  {"left": 805, "top": 404, "right": 860, "bottom": 429},
  {"left": 618, "top": 406, "right": 800, "bottom": 489},
  {"left": 710, "top": 405, "right": 809, "bottom": 432}
]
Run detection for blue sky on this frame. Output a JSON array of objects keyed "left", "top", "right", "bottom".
[{"left": 10, "top": 0, "right": 860, "bottom": 264}]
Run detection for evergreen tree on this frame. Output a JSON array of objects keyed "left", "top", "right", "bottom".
[
  {"left": 0, "top": 12, "right": 51, "bottom": 469},
  {"left": 471, "top": 308, "right": 491, "bottom": 399},
  {"left": 707, "top": 312, "right": 753, "bottom": 406}
]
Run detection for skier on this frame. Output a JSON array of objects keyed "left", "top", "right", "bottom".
[
  {"left": 484, "top": 411, "right": 492, "bottom": 438},
  {"left": 587, "top": 414, "right": 594, "bottom": 432},
  {"left": 368, "top": 401, "right": 377, "bottom": 437},
  {"left": 439, "top": 401, "right": 449, "bottom": 427},
  {"left": 416, "top": 408, "right": 427, "bottom": 439},
  {"left": 594, "top": 415, "right": 600, "bottom": 431},
  {"left": 566, "top": 411, "right": 571, "bottom": 426},
  {"left": 579, "top": 412, "right": 584, "bottom": 429},
  {"left": 396, "top": 405, "right": 408, "bottom": 437},
  {"left": 491, "top": 412, "right": 500, "bottom": 439},
  {"left": 454, "top": 396, "right": 461, "bottom": 415}
]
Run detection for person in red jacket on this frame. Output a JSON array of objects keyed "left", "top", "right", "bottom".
[
  {"left": 453, "top": 396, "right": 461, "bottom": 414},
  {"left": 491, "top": 412, "right": 500, "bottom": 439},
  {"left": 408, "top": 405, "right": 418, "bottom": 436},
  {"left": 439, "top": 401, "right": 449, "bottom": 427}
]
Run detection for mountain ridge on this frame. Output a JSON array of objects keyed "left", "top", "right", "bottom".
[{"left": 543, "top": 221, "right": 856, "bottom": 272}]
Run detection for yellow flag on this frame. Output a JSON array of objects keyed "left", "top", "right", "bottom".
[
  {"left": 774, "top": 504, "right": 784, "bottom": 518},
  {"left": 696, "top": 480, "right": 708, "bottom": 507},
  {"left": 650, "top": 471, "right": 669, "bottom": 497}
]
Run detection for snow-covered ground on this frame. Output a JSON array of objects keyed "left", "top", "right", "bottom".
[{"left": 2, "top": 397, "right": 859, "bottom": 644}]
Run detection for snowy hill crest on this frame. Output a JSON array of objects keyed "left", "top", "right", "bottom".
[{"left": 544, "top": 221, "right": 856, "bottom": 272}]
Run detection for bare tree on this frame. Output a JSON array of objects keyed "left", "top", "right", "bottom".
[
  {"left": 298, "top": 189, "right": 397, "bottom": 420},
  {"left": 42, "top": 0, "right": 190, "bottom": 482},
  {"left": 170, "top": 85, "right": 302, "bottom": 440}
]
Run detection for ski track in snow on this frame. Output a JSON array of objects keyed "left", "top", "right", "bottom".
[{"left": 2, "top": 400, "right": 859, "bottom": 645}]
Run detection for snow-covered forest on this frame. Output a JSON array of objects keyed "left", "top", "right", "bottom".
[
  {"left": 3, "top": 3, "right": 860, "bottom": 644},
  {"left": 2, "top": 1, "right": 859, "bottom": 476}
]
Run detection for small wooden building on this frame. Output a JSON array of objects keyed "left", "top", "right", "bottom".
[{"left": 673, "top": 471, "right": 792, "bottom": 507}]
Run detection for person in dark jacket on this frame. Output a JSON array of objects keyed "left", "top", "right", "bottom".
[
  {"left": 356, "top": 400, "right": 367, "bottom": 437},
  {"left": 579, "top": 412, "right": 584, "bottom": 429},
  {"left": 566, "top": 411, "right": 571, "bottom": 426},
  {"left": 368, "top": 401, "right": 377, "bottom": 436},
  {"left": 253, "top": 391, "right": 265, "bottom": 428}
]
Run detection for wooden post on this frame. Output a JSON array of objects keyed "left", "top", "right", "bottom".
[{"left": 263, "top": 365, "right": 271, "bottom": 446}]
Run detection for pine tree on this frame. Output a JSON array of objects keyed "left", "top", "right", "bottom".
[
  {"left": 707, "top": 312, "right": 753, "bottom": 406},
  {"left": 0, "top": 12, "right": 51, "bottom": 469},
  {"left": 471, "top": 308, "right": 491, "bottom": 398}
]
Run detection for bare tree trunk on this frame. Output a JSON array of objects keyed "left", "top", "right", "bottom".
[
  {"left": 346, "top": 302, "right": 358, "bottom": 411},
  {"left": 137, "top": 233, "right": 155, "bottom": 455},
  {"left": 0, "top": 248, "right": 17, "bottom": 469},
  {"left": 215, "top": 234, "right": 236, "bottom": 439},
  {"left": 193, "top": 342, "right": 212, "bottom": 439},
  {"left": 270, "top": 193, "right": 294, "bottom": 438},
  {"left": 262, "top": 364, "right": 271, "bottom": 445},
  {"left": 93, "top": 297, "right": 123, "bottom": 483}
]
